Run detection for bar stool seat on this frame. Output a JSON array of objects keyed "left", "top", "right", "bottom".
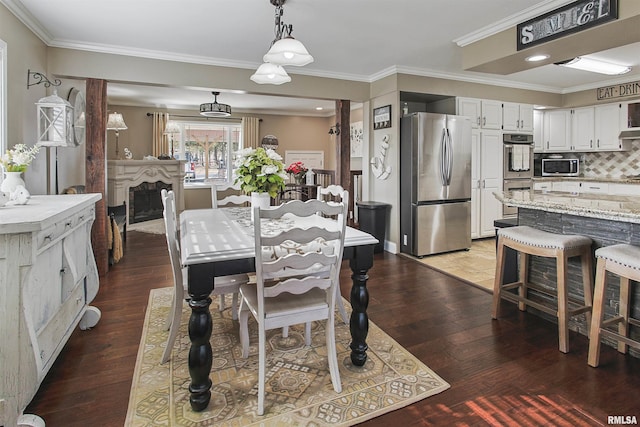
[
  {"left": 588, "top": 244, "right": 640, "bottom": 367},
  {"left": 492, "top": 226, "right": 594, "bottom": 353}
]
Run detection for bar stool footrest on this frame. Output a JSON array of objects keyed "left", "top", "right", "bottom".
[{"left": 600, "top": 329, "right": 640, "bottom": 351}]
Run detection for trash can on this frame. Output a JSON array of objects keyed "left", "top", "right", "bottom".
[
  {"left": 493, "top": 217, "right": 518, "bottom": 285},
  {"left": 357, "top": 201, "right": 390, "bottom": 253}
]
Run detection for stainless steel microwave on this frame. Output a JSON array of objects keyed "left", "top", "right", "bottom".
[{"left": 542, "top": 158, "right": 579, "bottom": 176}]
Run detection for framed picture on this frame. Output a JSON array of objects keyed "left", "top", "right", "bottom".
[
  {"left": 373, "top": 105, "right": 392, "bottom": 130},
  {"left": 350, "top": 121, "right": 363, "bottom": 157}
]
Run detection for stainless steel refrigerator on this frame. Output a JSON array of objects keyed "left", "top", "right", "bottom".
[{"left": 400, "top": 112, "right": 472, "bottom": 257}]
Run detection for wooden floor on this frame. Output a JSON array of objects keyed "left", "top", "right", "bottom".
[{"left": 26, "top": 231, "right": 640, "bottom": 426}]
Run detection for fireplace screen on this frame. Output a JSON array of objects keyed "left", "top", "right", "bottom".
[{"left": 129, "top": 181, "right": 172, "bottom": 224}]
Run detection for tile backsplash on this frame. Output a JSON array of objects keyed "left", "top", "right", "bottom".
[{"left": 578, "top": 147, "right": 640, "bottom": 178}]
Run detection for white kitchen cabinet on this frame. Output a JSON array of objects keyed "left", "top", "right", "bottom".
[
  {"left": 572, "top": 107, "right": 596, "bottom": 151},
  {"left": 503, "top": 102, "right": 533, "bottom": 132},
  {"left": 594, "top": 103, "right": 625, "bottom": 150},
  {"left": 457, "top": 97, "right": 502, "bottom": 130},
  {"left": 580, "top": 181, "right": 609, "bottom": 194},
  {"left": 543, "top": 109, "right": 572, "bottom": 152},
  {"left": 533, "top": 110, "right": 544, "bottom": 152},
  {"left": 610, "top": 183, "right": 640, "bottom": 196},
  {"left": 470, "top": 129, "right": 503, "bottom": 238},
  {"left": 534, "top": 181, "right": 552, "bottom": 191},
  {"left": 0, "top": 194, "right": 101, "bottom": 427}
]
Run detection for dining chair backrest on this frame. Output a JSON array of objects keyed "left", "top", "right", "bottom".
[
  {"left": 317, "top": 185, "right": 348, "bottom": 220},
  {"left": 161, "top": 190, "right": 183, "bottom": 297},
  {"left": 253, "top": 198, "right": 347, "bottom": 319},
  {"left": 211, "top": 182, "right": 251, "bottom": 208}
]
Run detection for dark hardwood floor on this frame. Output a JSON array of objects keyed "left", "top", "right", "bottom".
[{"left": 26, "top": 231, "right": 639, "bottom": 426}]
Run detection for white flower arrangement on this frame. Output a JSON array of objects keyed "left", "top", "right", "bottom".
[
  {"left": 1, "top": 144, "right": 40, "bottom": 173},
  {"left": 234, "top": 147, "right": 287, "bottom": 198}
]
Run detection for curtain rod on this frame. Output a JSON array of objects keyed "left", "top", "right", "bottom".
[{"left": 145, "top": 113, "right": 260, "bottom": 122}]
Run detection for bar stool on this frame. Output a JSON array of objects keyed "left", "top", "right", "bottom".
[
  {"left": 588, "top": 244, "right": 640, "bottom": 367},
  {"left": 492, "top": 226, "right": 594, "bottom": 353}
]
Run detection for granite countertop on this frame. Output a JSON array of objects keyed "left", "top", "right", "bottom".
[
  {"left": 494, "top": 190, "right": 640, "bottom": 223},
  {"left": 533, "top": 176, "right": 640, "bottom": 184}
]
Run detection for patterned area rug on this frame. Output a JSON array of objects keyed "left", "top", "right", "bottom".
[{"left": 125, "top": 288, "right": 450, "bottom": 426}]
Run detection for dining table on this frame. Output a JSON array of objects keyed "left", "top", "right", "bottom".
[{"left": 179, "top": 206, "right": 379, "bottom": 411}]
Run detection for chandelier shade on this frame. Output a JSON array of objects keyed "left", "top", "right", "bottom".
[
  {"left": 263, "top": 37, "right": 314, "bottom": 66},
  {"left": 200, "top": 91, "right": 232, "bottom": 117},
  {"left": 250, "top": 63, "right": 292, "bottom": 85}
]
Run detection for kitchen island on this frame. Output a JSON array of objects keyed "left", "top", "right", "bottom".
[{"left": 494, "top": 190, "right": 640, "bottom": 357}]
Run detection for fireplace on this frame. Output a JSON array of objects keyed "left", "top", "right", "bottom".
[
  {"left": 129, "top": 181, "right": 172, "bottom": 224},
  {"left": 107, "top": 160, "right": 185, "bottom": 226}
]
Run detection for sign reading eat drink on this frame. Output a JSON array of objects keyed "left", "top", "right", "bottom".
[{"left": 517, "top": 0, "right": 618, "bottom": 51}]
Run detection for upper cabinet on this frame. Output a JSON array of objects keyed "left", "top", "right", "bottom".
[
  {"left": 502, "top": 102, "right": 533, "bottom": 133},
  {"left": 543, "top": 109, "right": 572, "bottom": 152},
  {"left": 539, "top": 102, "right": 629, "bottom": 153},
  {"left": 457, "top": 98, "right": 502, "bottom": 130},
  {"left": 533, "top": 110, "right": 544, "bottom": 152}
]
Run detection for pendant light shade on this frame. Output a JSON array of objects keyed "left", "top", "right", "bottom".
[
  {"left": 199, "top": 91, "right": 232, "bottom": 117},
  {"left": 250, "top": 63, "right": 292, "bottom": 85},
  {"left": 263, "top": 37, "right": 314, "bottom": 67}
]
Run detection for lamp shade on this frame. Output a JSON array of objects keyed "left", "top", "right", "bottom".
[
  {"left": 36, "top": 90, "right": 74, "bottom": 147},
  {"left": 164, "top": 120, "right": 180, "bottom": 134},
  {"left": 250, "top": 63, "right": 292, "bottom": 85},
  {"left": 106, "top": 112, "right": 128, "bottom": 130},
  {"left": 263, "top": 37, "right": 314, "bottom": 66}
]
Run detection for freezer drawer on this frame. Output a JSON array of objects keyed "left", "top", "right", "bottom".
[{"left": 412, "top": 201, "right": 471, "bottom": 257}]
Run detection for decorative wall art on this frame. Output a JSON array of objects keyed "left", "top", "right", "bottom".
[
  {"left": 350, "top": 121, "right": 363, "bottom": 157},
  {"left": 373, "top": 105, "right": 392, "bottom": 130},
  {"left": 371, "top": 134, "right": 392, "bottom": 180}
]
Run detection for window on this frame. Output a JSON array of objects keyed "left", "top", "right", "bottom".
[{"left": 172, "top": 121, "right": 241, "bottom": 183}]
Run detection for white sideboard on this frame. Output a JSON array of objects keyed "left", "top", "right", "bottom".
[
  {"left": 107, "top": 160, "right": 185, "bottom": 226},
  {"left": 0, "top": 194, "right": 102, "bottom": 427}
]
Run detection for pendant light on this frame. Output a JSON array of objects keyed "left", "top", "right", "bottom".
[
  {"left": 250, "top": 63, "right": 291, "bottom": 85},
  {"left": 199, "top": 91, "right": 232, "bottom": 117}
]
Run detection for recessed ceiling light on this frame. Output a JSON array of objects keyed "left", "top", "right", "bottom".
[
  {"left": 526, "top": 54, "right": 549, "bottom": 62},
  {"left": 556, "top": 57, "right": 632, "bottom": 75},
  {"left": 315, "top": 107, "right": 323, "bottom": 111}
]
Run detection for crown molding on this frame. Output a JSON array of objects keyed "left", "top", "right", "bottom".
[
  {"left": 560, "top": 73, "right": 640, "bottom": 94},
  {"left": 453, "top": 0, "right": 574, "bottom": 47},
  {"left": 0, "top": 0, "right": 53, "bottom": 43}
]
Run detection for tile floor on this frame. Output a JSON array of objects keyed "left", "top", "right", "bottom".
[{"left": 406, "top": 238, "right": 497, "bottom": 292}]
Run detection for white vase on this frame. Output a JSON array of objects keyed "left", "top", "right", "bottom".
[
  {"left": 250, "top": 192, "right": 271, "bottom": 221},
  {"left": 1, "top": 171, "right": 26, "bottom": 196}
]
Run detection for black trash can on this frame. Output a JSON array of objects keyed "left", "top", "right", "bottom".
[
  {"left": 493, "top": 217, "right": 519, "bottom": 285},
  {"left": 357, "top": 201, "right": 390, "bottom": 253}
]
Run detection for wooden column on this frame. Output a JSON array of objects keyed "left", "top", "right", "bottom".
[
  {"left": 86, "top": 79, "right": 109, "bottom": 276},
  {"left": 335, "top": 99, "right": 351, "bottom": 189}
]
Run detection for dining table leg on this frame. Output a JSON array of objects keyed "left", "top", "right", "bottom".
[
  {"left": 186, "top": 264, "right": 214, "bottom": 411},
  {"left": 347, "top": 244, "right": 375, "bottom": 366}
]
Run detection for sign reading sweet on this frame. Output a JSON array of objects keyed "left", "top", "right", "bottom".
[
  {"left": 517, "top": 0, "right": 618, "bottom": 51},
  {"left": 597, "top": 80, "right": 640, "bottom": 100}
]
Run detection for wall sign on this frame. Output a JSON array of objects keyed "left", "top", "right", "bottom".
[
  {"left": 517, "top": 0, "right": 617, "bottom": 51},
  {"left": 373, "top": 105, "right": 392, "bottom": 130},
  {"left": 597, "top": 80, "right": 640, "bottom": 100}
]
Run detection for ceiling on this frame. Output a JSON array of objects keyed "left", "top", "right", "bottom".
[{"left": 4, "top": 0, "right": 640, "bottom": 115}]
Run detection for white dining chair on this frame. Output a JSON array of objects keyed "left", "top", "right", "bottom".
[
  {"left": 238, "top": 198, "right": 347, "bottom": 415},
  {"left": 160, "top": 189, "right": 248, "bottom": 364},
  {"left": 211, "top": 182, "right": 251, "bottom": 208}
]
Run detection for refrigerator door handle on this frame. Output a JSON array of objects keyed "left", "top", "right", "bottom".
[
  {"left": 445, "top": 128, "right": 453, "bottom": 185},
  {"left": 439, "top": 127, "right": 447, "bottom": 186}
]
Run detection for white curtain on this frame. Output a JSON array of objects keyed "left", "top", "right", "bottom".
[
  {"left": 241, "top": 117, "right": 260, "bottom": 149},
  {"left": 152, "top": 112, "right": 169, "bottom": 157}
]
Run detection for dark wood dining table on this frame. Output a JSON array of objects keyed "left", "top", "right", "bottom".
[{"left": 179, "top": 206, "right": 379, "bottom": 411}]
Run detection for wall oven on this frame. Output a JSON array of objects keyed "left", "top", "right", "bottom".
[
  {"left": 503, "top": 133, "right": 534, "bottom": 179},
  {"left": 503, "top": 178, "right": 533, "bottom": 217}
]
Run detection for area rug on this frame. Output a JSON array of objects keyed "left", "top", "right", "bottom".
[
  {"left": 127, "top": 218, "right": 165, "bottom": 235},
  {"left": 125, "top": 288, "right": 450, "bottom": 426}
]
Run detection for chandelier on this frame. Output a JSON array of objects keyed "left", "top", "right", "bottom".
[
  {"left": 200, "top": 91, "right": 232, "bottom": 117},
  {"left": 250, "top": 0, "right": 313, "bottom": 85}
]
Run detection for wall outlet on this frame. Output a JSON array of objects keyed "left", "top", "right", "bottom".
[{"left": 403, "top": 234, "right": 408, "bottom": 246}]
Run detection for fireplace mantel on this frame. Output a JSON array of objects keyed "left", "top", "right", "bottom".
[{"left": 107, "top": 160, "right": 185, "bottom": 226}]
